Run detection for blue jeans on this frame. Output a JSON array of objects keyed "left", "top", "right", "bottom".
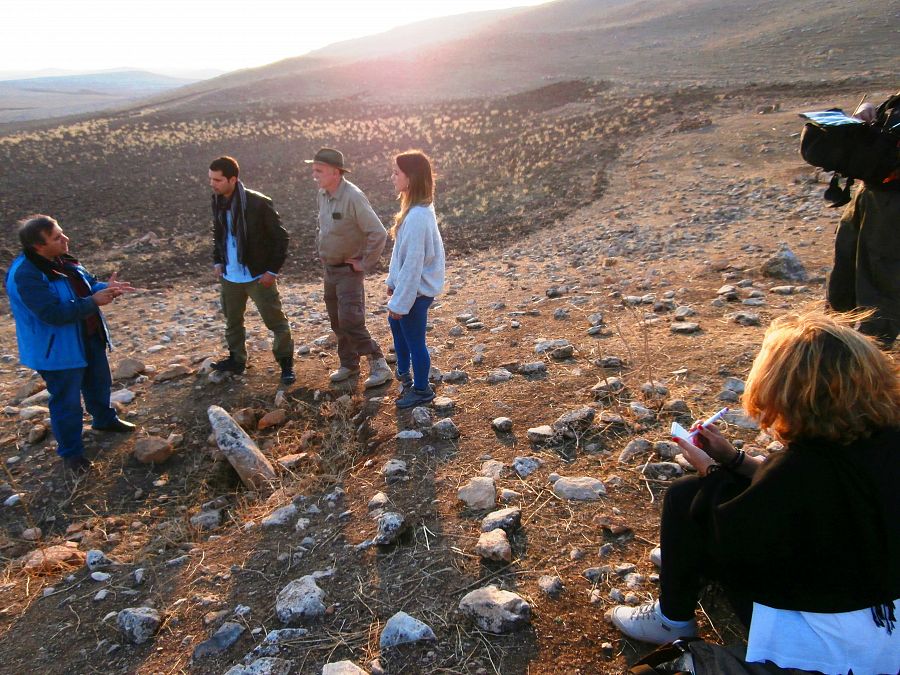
[
  {"left": 39, "top": 332, "right": 117, "bottom": 458},
  {"left": 388, "top": 296, "right": 433, "bottom": 390}
]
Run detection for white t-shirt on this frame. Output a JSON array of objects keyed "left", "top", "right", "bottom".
[{"left": 746, "top": 600, "right": 899, "bottom": 675}]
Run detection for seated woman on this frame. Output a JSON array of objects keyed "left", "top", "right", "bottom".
[{"left": 610, "top": 310, "right": 899, "bottom": 674}]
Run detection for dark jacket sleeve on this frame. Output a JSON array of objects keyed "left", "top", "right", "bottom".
[
  {"left": 212, "top": 198, "right": 225, "bottom": 267},
  {"left": 15, "top": 263, "right": 98, "bottom": 326},
  {"left": 261, "top": 197, "right": 288, "bottom": 274}
]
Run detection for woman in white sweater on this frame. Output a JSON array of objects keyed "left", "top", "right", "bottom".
[{"left": 385, "top": 150, "right": 445, "bottom": 409}]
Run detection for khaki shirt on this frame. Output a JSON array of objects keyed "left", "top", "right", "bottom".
[{"left": 316, "top": 178, "right": 387, "bottom": 272}]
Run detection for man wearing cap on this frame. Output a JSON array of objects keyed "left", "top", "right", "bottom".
[
  {"left": 308, "top": 148, "right": 392, "bottom": 388},
  {"left": 208, "top": 155, "right": 296, "bottom": 384}
]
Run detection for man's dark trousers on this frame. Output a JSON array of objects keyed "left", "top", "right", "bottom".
[
  {"left": 220, "top": 277, "right": 294, "bottom": 366},
  {"left": 323, "top": 264, "right": 383, "bottom": 369},
  {"left": 38, "top": 332, "right": 117, "bottom": 458}
]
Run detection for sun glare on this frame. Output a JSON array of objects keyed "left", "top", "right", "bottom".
[{"left": 2, "top": 0, "right": 554, "bottom": 76}]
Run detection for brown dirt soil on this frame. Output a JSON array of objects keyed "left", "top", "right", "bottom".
[{"left": 0, "top": 84, "right": 894, "bottom": 674}]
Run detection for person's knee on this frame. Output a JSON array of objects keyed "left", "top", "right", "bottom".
[
  {"left": 663, "top": 475, "right": 703, "bottom": 512},
  {"left": 338, "top": 299, "right": 366, "bottom": 329}
]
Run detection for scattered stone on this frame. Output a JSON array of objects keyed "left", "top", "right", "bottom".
[
  {"left": 22, "top": 527, "right": 42, "bottom": 541},
  {"left": 322, "top": 662, "right": 369, "bottom": 675},
  {"left": 512, "top": 456, "right": 541, "bottom": 478},
  {"left": 480, "top": 459, "right": 505, "bottom": 479},
  {"left": 538, "top": 575, "right": 564, "bottom": 599},
  {"left": 619, "top": 438, "right": 652, "bottom": 463},
  {"left": 258, "top": 409, "right": 287, "bottom": 430},
  {"left": 722, "top": 409, "right": 760, "bottom": 430},
  {"left": 432, "top": 418, "right": 460, "bottom": 440},
  {"left": 379, "top": 611, "right": 436, "bottom": 648},
  {"left": 277, "top": 453, "right": 310, "bottom": 470},
  {"left": 730, "top": 311, "right": 761, "bottom": 327},
  {"left": 650, "top": 547, "right": 662, "bottom": 568},
  {"left": 526, "top": 425, "right": 556, "bottom": 444},
  {"left": 653, "top": 441, "right": 680, "bottom": 460},
  {"left": 27, "top": 424, "right": 48, "bottom": 444},
  {"left": 550, "top": 345, "right": 574, "bottom": 360},
  {"left": 373, "top": 512, "right": 406, "bottom": 546},
  {"left": 275, "top": 576, "right": 326, "bottom": 625},
  {"left": 459, "top": 586, "right": 531, "bottom": 633},
  {"left": 117, "top": 607, "right": 161, "bottom": 645},
  {"left": 224, "top": 658, "right": 294, "bottom": 675},
  {"left": 208, "top": 406, "right": 277, "bottom": 490},
  {"left": 381, "top": 459, "right": 408, "bottom": 483},
  {"left": 552, "top": 407, "right": 595, "bottom": 437},
  {"left": 641, "top": 381, "right": 668, "bottom": 398},
  {"left": 761, "top": 244, "right": 807, "bottom": 281},
  {"left": 133, "top": 436, "right": 175, "bottom": 464},
  {"left": 591, "top": 376, "right": 625, "bottom": 399},
  {"left": 395, "top": 430, "right": 423, "bottom": 440},
  {"left": 552, "top": 476, "right": 606, "bottom": 500},
  {"left": 486, "top": 369, "right": 513, "bottom": 384},
  {"left": 411, "top": 407, "right": 433, "bottom": 429},
  {"left": 534, "top": 339, "right": 570, "bottom": 354},
  {"left": 19, "top": 545, "right": 86, "bottom": 573},
  {"left": 113, "top": 358, "right": 146, "bottom": 380},
  {"left": 192, "top": 621, "right": 245, "bottom": 659},
  {"left": 190, "top": 510, "right": 222, "bottom": 530},
  {"left": 457, "top": 477, "right": 496, "bottom": 510},
  {"left": 518, "top": 361, "right": 547, "bottom": 376},
  {"left": 670, "top": 322, "right": 701, "bottom": 334},
  {"left": 19, "top": 406, "right": 49, "bottom": 420},
  {"left": 491, "top": 417, "right": 513, "bottom": 433},
  {"left": 109, "top": 389, "right": 136, "bottom": 404},
  {"left": 432, "top": 397, "right": 454, "bottom": 416},
  {"left": 233, "top": 408, "right": 260, "bottom": 429},
  {"left": 499, "top": 488, "right": 522, "bottom": 503},
  {"left": 723, "top": 377, "right": 745, "bottom": 393},
  {"left": 643, "top": 462, "right": 684, "bottom": 480},
  {"left": 441, "top": 370, "right": 468, "bottom": 384},
  {"left": 154, "top": 364, "right": 191, "bottom": 382},
  {"left": 85, "top": 549, "right": 113, "bottom": 571},
  {"left": 475, "top": 529, "right": 512, "bottom": 562},
  {"left": 368, "top": 492, "right": 389, "bottom": 511},
  {"left": 262, "top": 504, "right": 298, "bottom": 528},
  {"left": 481, "top": 507, "right": 521, "bottom": 533}
]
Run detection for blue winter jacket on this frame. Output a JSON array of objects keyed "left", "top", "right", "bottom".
[{"left": 5, "top": 252, "right": 109, "bottom": 371}]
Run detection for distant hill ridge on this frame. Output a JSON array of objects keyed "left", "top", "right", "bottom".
[{"left": 133, "top": 0, "right": 898, "bottom": 114}]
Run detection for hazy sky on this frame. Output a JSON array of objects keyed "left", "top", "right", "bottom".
[{"left": 4, "top": 0, "right": 553, "bottom": 75}]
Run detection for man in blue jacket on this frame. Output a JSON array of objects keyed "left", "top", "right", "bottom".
[{"left": 5, "top": 215, "right": 136, "bottom": 473}]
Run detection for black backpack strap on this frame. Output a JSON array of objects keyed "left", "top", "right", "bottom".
[{"left": 628, "top": 638, "right": 703, "bottom": 674}]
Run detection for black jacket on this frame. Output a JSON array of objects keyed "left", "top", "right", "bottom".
[
  {"left": 693, "top": 427, "right": 900, "bottom": 613},
  {"left": 212, "top": 188, "right": 289, "bottom": 277}
]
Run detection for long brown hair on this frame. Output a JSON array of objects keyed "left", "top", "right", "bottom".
[
  {"left": 743, "top": 309, "right": 900, "bottom": 444},
  {"left": 392, "top": 150, "right": 434, "bottom": 238}
]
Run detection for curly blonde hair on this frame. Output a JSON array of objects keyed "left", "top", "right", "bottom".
[{"left": 743, "top": 309, "right": 900, "bottom": 444}]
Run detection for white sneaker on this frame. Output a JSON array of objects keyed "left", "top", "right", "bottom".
[
  {"left": 329, "top": 366, "right": 359, "bottom": 383},
  {"left": 609, "top": 601, "right": 696, "bottom": 645},
  {"left": 364, "top": 357, "right": 392, "bottom": 388}
]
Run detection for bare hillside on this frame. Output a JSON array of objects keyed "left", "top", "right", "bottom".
[{"left": 134, "top": 0, "right": 899, "bottom": 114}]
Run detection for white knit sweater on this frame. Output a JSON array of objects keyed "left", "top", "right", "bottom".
[{"left": 385, "top": 204, "right": 445, "bottom": 315}]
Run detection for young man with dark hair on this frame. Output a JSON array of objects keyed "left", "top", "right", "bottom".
[
  {"left": 208, "top": 156, "right": 296, "bottom": 384},
  {"left": 307, "top": 147, "right": 392, "bottom": 388},
  {"left": 5, "top": 215, "right": 137, "bottom": 473}
]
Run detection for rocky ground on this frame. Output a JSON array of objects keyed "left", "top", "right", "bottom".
[{"left": 0, "top": 87, "right": 891, "bottom": 674}]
